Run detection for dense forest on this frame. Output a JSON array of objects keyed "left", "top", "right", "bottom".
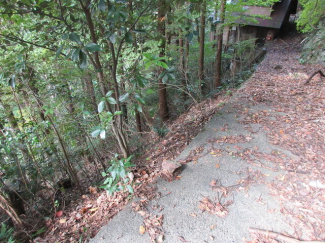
[{"left": 0, "top": 0, "right": 323, "bottom": 242}]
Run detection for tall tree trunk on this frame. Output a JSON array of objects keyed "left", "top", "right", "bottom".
[
  {"left": 185, "top": 34, "right": 190, "bottom": 88},
  {"left": 158, "top": 0, "right": 169, "bottom": 122},
  {"left": 199, "top": 1, "right": 206, "bottom": 91},
  {"left": 214, "top": 0, "right": 226, "bottom": 88}
]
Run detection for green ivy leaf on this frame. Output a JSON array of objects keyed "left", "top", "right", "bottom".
[
  {"left": 55, "top": 45, "right": 64, "bottom": 59},
  {"left": 62, "top": 33, "right": 69, "bottom": 40},
  {"left": 144, "top": 61, "right": 152, "bottom": 69},
  {"left": 79, "top": 51, "right": 88, "bottom": 69},
  {"left": 168, "top": 73, "right": 175, "bottom": 80},
  {"left": 119, "top": 11, "right": 127, "bottom": 21},
  {"left": 135, "top": 75, "right": 147, "bottom": 87},
  {"left": 162, "top": 73, "right": 169, "bottom": 83},
  {"left": 111, "top": 170, "right": 117, "bottom": 181},
  {"left": 8, "top": 75, "right": 15, "bottom": 88},
  {"left": 109, "top": 33, "right": 116, "bottom": 43},
  {"left": 71, "top": 48, "right": 80, "bottom": 62},
  {"left": 98, "top": 100, "right": 105, "bottom": 113},
  {"left": 98, "top": 0, "right": 106, "bottom": 11},
  {"left": 100, "top": 130, "right": 106, "bottom": 139},
  {"left": 106, "top": 90, "right": 114, "bottom": 97},
  {"left": 91, "top": 129, "right": 101, "bottom": 137},
  {"left": 134, "top": 93, "right": 145, "bottom": 104},
  {"left": 135, "top": 104, "right": 142, "bottom": 113},
  {"left": 142, "top": 53, "right": 151, "bottom": 59},
  {"left": 185, "top": 32, "right": 193, "bottom": 42},
  {"left": 167, "top": 66, "right": 176, "bottom": 73},
  {"left": 157, "top": 61, "right": 168, "bottom": 69},
  {"left": 107, "top": 97, "right": 117, "bottom": 105},
  {"left": 114, "top": 111, "right": 122, "bottom": 115},
  {"left": 125, "top": 32, "right": 133, "bottom": 43},
  {"left": 84, "top": 43, "right": 101, "bottom": 52},
  {"left": 69, "top": 33, "right": 82, "bottom": 44},
  {"left": 119, "top": 93, "right": 129, "bottom": 102},
  {"left": 146, "top": 88, "right": 154, "bottom": 94}
]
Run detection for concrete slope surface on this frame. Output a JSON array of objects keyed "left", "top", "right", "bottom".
[{"left": 90, "top": 46, "right": 303, "bottom": 243}]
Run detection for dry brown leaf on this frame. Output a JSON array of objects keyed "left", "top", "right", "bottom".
[
  {"left": 138, "top": 210, "right": 147, "bottom": 216},
  {"left": 139, "top": 225, "right": 146, "bottom": 234},
  {"left": 59, "top": 218, "right": 66, "bottom": 224},
  {"left": 89, "top": 186, "right": 97, "bottom": 194},
  {"left": 210, "top": 180, "right": 217, "bottom": 187},
  {"left": 179, "top": 236, "right": 188, "bottom": 242}
]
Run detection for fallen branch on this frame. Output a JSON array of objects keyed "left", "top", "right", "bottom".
[
  {"left": 304, "top": 70, "right": 325, "bottom": 85},
  {"left": 249, "top": 228, "right": 325, "bottom": 243}
]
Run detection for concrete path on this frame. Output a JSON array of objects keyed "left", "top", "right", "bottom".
[{"left": 90, "top": 65, "right": 296, "bottom": 243}]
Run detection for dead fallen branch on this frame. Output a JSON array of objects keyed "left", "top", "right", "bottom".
[
  {"left": 249, "top": 228, "right": 325, "bottom": 243},
  {"left": 304, "top": 70, "right": 325, "bottom": 85}
]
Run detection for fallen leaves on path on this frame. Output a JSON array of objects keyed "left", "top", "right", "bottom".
[
  {"left": 238, "top": 36, "right": 325, "bottom": 241},
  {"left": 198, "top": 197, "right": 228, "bottom": 217}
]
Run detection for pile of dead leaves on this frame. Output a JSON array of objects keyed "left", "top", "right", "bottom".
[{"left": 198, "top": 197, "right": 228, "bottom": 217}]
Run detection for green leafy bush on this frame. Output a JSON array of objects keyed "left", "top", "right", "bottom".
[{"left": 100, "top": 155, "right": 134, "bottom": 195}]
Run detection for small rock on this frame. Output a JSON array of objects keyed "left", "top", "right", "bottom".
[{"left": 161, "top": 160, "right": 182, "bottom": 181}]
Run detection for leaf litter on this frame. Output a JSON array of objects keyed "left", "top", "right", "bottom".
[{"left": 237, "top": 36, "right": 325, "bottom": 242}]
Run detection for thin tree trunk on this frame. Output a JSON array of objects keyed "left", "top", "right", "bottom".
[
  {"left": 199, "top": 1, "right": 206, "bottom": 91},
  {"left": 185, "top": 34, "right": 190, "bottom": 89},
  {"left": 135, "top": 109, "right": 142, "bottom": 133},
  {"left": 81, "top": 0, "right": 129, "bottom": 157},
  {"left": 210, "top": 10, "right": 216, "bottom": 41},
  {"left": 158, "top": 0, "right": 169, "bottom": 122},
  {"left": 214, "top": 0, "right": 226, "bottom": 88},
  {"left": 83, "top": 73, "right": 99, "bottom": 117},
  {"left": 179, "top": 28, "right": 187, "bottom": 101},
  {"left": 47, "top": 115, "right": 81, "bottom": 192}
]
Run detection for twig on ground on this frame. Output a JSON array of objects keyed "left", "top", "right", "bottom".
[
  {"left": 249, "top": 228, "right": 325, "bottom": 243},
  {"left": 304, "top": 70, "right": 325, "bottom": 85}
]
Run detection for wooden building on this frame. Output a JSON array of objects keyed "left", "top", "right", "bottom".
[{"left": 223, "top": 0, "right": 298, "bottom": 45}]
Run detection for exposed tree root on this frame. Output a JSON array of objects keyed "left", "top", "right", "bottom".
[
  {"left": 249, "top": 228, "right": 325, "bottom": 243},
  {"left": 304, "top": 70, "right": 325, "bottom": 85}
]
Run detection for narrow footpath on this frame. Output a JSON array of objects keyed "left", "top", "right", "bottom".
[{"left": 91, "top": 36, "right": 325, "bottom": 243}]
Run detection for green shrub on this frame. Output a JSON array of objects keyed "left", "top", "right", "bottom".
[{"left": 100, "top": 155, "right": 134, "bottom": 195}]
